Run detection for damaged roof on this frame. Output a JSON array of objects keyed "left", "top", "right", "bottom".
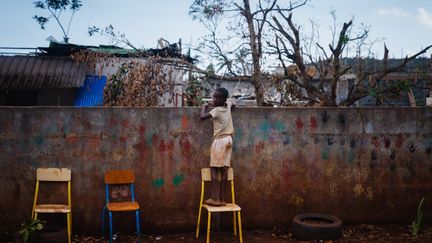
[
  {"left": 0, "top": 40, "right": 194, "bottom": 91},
  {"left": 0, "top": 56, "right": 88, "bottom": 91},
  {"left": 40, "top": 41, "right": 196, "bottom": 62}
]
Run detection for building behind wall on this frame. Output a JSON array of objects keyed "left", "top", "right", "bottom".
[
  {"left": 202, "top": 61, "right": 431, "bottom": 107},
  {"left": 0, "top": 54, "right": 88, "bottom": 106},
  {"left": 0, "top": 41, "right": 193, "bottom": 107}
]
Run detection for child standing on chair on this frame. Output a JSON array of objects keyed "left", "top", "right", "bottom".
[{"left": 200, "top": 87, "right": 235, "bottom": 206}]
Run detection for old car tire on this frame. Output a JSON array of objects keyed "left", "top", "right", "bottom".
[{"left": 292, "top": 213, "right": 343, "bottom": 241}]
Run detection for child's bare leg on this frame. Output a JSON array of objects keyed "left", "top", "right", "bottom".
[
  {"left": 211, "top": 167, "right": 219, "bottom": 201},
  {"left": 205, "top": 167, "right": 221, "bottom": 206},
  {"left": 219, "top": 166, "right": 228, "bottom": 205}
]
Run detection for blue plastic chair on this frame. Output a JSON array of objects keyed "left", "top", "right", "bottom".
[{"left": 101, "top": 170, "right": 141, "bottom": 243}]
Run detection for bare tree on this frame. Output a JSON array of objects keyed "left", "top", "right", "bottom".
[
  {"left": 33, "top": 0, "right": 82, "bottom": 43},
  {"left": 270, "top": 11, "right": 432, "bottom": 106},
  {"left": 88, "top": 25, "right": 140, "bottom": 51},
  {"left": 190, "top": 0, "right": 309, "bottom": 106}
]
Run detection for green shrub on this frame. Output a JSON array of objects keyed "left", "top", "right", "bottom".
[
  {"left": 410, "top": 196, "right": 426, "bottom": 236},
  {"left": 19, "top": 218, "right": 45, "bottom": 242}
]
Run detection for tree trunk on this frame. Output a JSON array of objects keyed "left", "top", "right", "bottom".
[
  {"left": 243, "top": 0, "right": 264, "bottom": 106},
  {"left": 407, "top": 88, "right": 417, "bottom": 107},
  {"left": 254, "top": 73, "right": 264, "bottom": 106}
]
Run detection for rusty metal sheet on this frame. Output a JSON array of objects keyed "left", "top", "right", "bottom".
[{"left": 0, "top": 56, "right": 88, "bottom": 91}]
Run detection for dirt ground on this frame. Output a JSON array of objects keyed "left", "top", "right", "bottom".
[{"left": 72, "top": 224, "right": 432, "bottom": 243}]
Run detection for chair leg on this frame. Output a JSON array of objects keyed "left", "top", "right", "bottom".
[
  {"left": 101, "top": 206, "right": 106, "bottom": 238},
  {"left": 237, "top": 211, "right": 243, "bottom": 243},
  {"left": 195, "top": 206, "right": 203, "bottom": 238},
  {"left": 206, "top": 212, "right": 211, "bottom": 243},
  {"left": 233, "top": 212, "right": 237, "bottom": 236},
  {"left": 67, "top": 213, "right": 71, "bottom": 243},
  {"left": 33, "top": 213, "right": 38, "bottom": 220},
  {"left": 135, "top": 210, "right": 141, "bottom": 239},
  {"left": 71, "top": 213, "right": 73, "bottom": 243},
  {"left": 108, "top": 211, "right": 113, "bottom": 243}
]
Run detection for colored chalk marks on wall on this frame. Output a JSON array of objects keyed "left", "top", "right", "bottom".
[
  {"left": 338, "top": 113, "right": 346, "bottom": 126},
  {"left": 326, "top": 135, "right": 334, "bottom": 146},
  {"left": 260, "top": 120, "right": 271, "bottom": 133},
  {"left": 234, "top": 127, "right": 244, "bottom": 145},
  {"left": 295, "top": 117, "right": 303, "bottom": 129},
  {"left": 255, "top": 141, "right": 265, "bottom": 154},
  {"left": 288, "top": 194, "right": 304, "bottom": 206},
  {"left": 426, "top": 144, "right": 432, "bottom": 154},
  {"left": 370, "top": 149, "right": 377, "bottom": 161},
  {"left": 320, "top": 111, "right": 329, "bottom": 123},
  {"left": 407, "top": 141, "right": 417, "bottom": 153},
  {"left": 396, "top": 134, "right": 404, "bottom": 148},
  {"left": 283, "top": 134, "right": 291, "bottom": 145},
  {"left": 33, "top": 135, "right": 44, "bottom": 145},
  {"left": 371, "top": 136, "right": 381, "bottom": 149},
  {"left": 173, "top": 174, "right": 185, "bottom": 186},
  {"left": 152, "top": 178, "right": 165, "bottom": 188},
  {"left": 310, "top": 116, "right": 317, "bottom": 130},
  {"left": 258, "top": 119, "right": 286, "bottom": 139},
  {"left": 273, "top": 120, "right": 285, "bottom": 132},
  {"left": 390, "top": 149, "right": 396, "bottom": 159},
  {"left": 179, "top": 135, "right": 192, "bottom": 157},
  {"left": 321, "top": 148, "right": 329, "bottom": 160},
  {"left": 347, "top": 150, "right": 355, "bottom": 164},
  {"left": 152, "top": 174, "right": 185, "bottom": 188},
  {"left": 254, "top": 119, "right": 290, "bottom": 147},
  {"left": 384, "top": 137, "right": 391, "bottom": 148}
]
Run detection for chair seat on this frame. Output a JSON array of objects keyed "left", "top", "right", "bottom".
[
  {"left": 34, "top": 204, "right": 71, "bottom": 213},
  {"left": 107, "top": 202, "right": 140, "bottom": 212},
  {"left": 203, "top": 203, "right": 241, "bottom": 212}
]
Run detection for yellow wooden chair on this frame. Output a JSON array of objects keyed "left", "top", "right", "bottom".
[
  {"left": 31, "top": 168, "right": 72, "bottom": 243},
  {"left": 195, "top": 168, "right": 243, "bottom": 243}
]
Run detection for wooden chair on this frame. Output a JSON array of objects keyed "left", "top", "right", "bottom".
[
  {"left": 101, "top": 170, "right": 141, "bottom": 243},
  {"left": 195, "top": 168, "right": 243, "bottom": 243},
  {"left": 31, "top": 168, "right": 72, "bottom": 243}
]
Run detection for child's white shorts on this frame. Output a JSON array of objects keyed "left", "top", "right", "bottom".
[{"left": 210, "top": 135, "right": 232, "bottom": 167}]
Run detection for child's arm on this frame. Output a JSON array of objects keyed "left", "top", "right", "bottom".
[
  {"left": 200, "top": 103, "right": 212, "bottom": 120},
  {"left": 228, "top": 99, "right": 236, "bottom": 110}
]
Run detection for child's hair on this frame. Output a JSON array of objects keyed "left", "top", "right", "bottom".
[{"left": 215, "top": 87, "right": 229, "bottom": 100}]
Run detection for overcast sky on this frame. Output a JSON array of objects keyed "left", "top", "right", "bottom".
[{"left": 1, "top": 0, "right": 431, "bottom": 59}]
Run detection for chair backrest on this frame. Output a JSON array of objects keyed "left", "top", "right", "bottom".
[
  {"left": 201, "top": 167, "right": 234, "bottom": 181},
  {"left": 104, "top": 170, "right": 135, "bottom": 184},
  {"left": 32, "top": 168, "right": 72, "bottom": 218},
  {"left": 200, "top": 167, "right": 236, "bottom": 204},
  {"left": 104, "top": 170, "right": 136, "bottom": 203},
  {"left": 37, "top": 168, "right": 71, "bottom": 182}
]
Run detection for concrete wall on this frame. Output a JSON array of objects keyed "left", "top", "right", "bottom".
[{"left": 0, "top": 107, "right": 431, "bottom": 234}]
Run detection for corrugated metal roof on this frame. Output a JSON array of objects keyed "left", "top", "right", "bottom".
[
  {"left": 0, "top": 56, "right": 88, "bottom": 91},
  {"left": 74, "top": 75, "right": 107, "bottom": 107}
]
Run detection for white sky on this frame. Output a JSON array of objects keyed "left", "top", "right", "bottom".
[{"left": 1, "top": 0, "right": 431, "bottom": 61}]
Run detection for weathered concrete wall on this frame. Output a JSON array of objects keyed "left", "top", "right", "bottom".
[{"left": 0, "top": 107, "right": 431, "bottom": 234}]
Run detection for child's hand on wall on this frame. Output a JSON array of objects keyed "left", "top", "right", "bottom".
[{"left": 227, "top": 98, "right": 236, "bottom": 107}]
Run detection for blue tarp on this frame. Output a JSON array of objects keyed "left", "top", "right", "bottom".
[{"left": 74, "top": 75, "right": 107, "bottom": 107}]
